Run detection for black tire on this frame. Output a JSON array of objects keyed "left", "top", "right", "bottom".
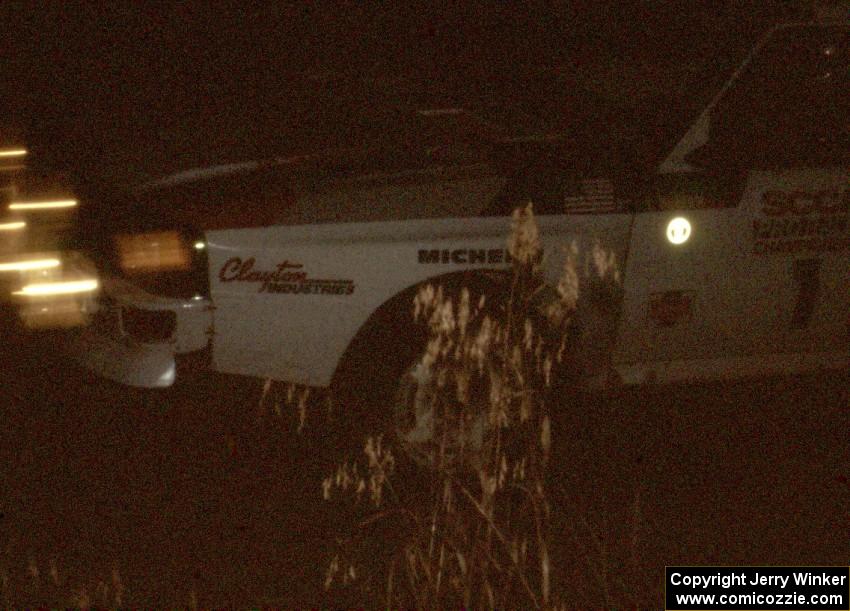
[
  {"left": 330, "top": 272, "right": 577, "bottom": 472},
  {"left": 331, "top": 289, "right": 437, "bottom": 467}
]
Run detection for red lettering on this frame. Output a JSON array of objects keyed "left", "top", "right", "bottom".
[
  {"left": 219, "top": 257, "right": 309, "bottom": 284},
  {"left": 219, "top": 257, "right": 245, "bottom": 282},
  {"left": 217, "top": 257, "right": 352, "bottom": 294}
]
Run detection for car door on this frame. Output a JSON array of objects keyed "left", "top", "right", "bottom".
[
  {"left": 614, "top": 22, "right": 849, "bottom": 382},
  {"left": 613, "top": 174, "right": 751, "bottom": 379}
]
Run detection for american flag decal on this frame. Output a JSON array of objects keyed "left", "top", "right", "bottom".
[{"left": 563, "top": 178, "right": 626, "bottom": 214}]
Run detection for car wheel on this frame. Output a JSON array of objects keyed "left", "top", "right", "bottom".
[
  {"left": 334, "top": 278, "right": 536, "bottom": 472},
  {"left": 391, "top": 348, "right": 489, "bottom": 470}
]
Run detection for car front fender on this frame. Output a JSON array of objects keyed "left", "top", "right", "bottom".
[{"left": 65, "top": 324, "right": 177, "bottom": 388}]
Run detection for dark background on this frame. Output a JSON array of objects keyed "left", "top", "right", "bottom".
[{"left": 1, "top": 2, "right": 810, "bottom": 189}]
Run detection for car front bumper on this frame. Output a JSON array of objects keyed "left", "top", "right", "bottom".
[{"left": 63, "top": 277, "right": 214, "bottom": 388}]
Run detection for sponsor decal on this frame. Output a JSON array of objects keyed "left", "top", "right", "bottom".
[
  {"left": 218, "top": 257, "right": 354, "bottom": 295},
  {"left": 418, "top": 248, "right": 512, "bottom": 265},
  {"left": 752, "top": 189, "right": 849, "bottom": 254},
  {"left": 648, "top": 291, "right": 693, "bottom": 327}
]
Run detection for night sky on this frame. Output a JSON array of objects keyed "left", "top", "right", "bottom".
[{"left": 1, "top": 2, "right": 807, "bottom": 189}]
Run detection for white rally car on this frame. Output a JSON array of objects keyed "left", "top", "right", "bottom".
[{"left": 66, "top": 19, "right": 848, "bottom": 398}]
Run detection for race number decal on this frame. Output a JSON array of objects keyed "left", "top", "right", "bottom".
[{"left": 790, "top": 258, "right": 821, "bottom": 329}]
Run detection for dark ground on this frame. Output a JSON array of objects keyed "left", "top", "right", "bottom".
[{"left": 0, "top": 322, "right": 847, "bottom": 607}]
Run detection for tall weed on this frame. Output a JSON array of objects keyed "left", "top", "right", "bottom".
[{"left": 322, "top": 203, "right": 585, "bottom": 608}]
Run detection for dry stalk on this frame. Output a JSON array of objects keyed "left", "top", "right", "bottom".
[
  {"left": 322, "top": 202, "right": 622, "bottom": 608},
  {"left": 0, "top": 552, "right": 128, "bottom": 609}
]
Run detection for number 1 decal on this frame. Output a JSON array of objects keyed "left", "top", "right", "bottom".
[{"left": 790, "top": 258, "right": 821, "bottom": 329}]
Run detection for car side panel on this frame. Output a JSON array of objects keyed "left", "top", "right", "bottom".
[{"left": 206, "top": 214, "right": 633, "bottom": 387}]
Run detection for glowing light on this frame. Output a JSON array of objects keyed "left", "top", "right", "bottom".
[
  {"left": 193, "top": 241, "right": 206, "bottom": 250},
  {"left": 115, "top": 231, "right": 191, "bottom": 272},
  {"left": 14, "top": 278, "right": 99, "bottom": 296},
  {"left": 666, "top": 217, "right": 692, "bottom": 245},
  {"left": 0, "top": 221, "right": 26, "bottom": 231},
  {"left": 0, "top": 258, "right": 60, "bottom": 272},
  {"left": 158, "top": 363, "right": 176, "bottom": 385},
  {"left": 9, "top": 199, "right": 78, "bottom": 211},
  {"left": 0, "top": 149, "right": 27, "bottom": 158}
]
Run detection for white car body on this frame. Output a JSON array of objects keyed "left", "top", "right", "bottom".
[{"left": 66, "top": 19, "right": 849, "bottom": 390}]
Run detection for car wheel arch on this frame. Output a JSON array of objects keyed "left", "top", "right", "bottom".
[{"left": 329, "top": 269, "right": 513, "bottom": 393}]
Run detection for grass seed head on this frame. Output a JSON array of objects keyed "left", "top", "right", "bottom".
[
  {"left": 111, "top": 567, "right": 123, "bottom": 607},
  {"left": 27, "top": 555, "right": 38, "bottom": 582},
  {"left": 508, "top": 202, "right": 541, "bottom": 265},
  {"left": 49, "top": 558, "right": 59, "bottom": 586},
  {"left": 540, "top": 415, "right": 551, "bottom": 456},
  {"left": 557, "top": 246, "right": 580, "bottom": 311},
  {"left": 71, "top": 587, "right": 91, "bottom": 610},
  {"left": 458, "top": 288, "right": 470, "bottom": 337},
  {"left": 325, "top": 555, "right": 340, "bottom": 590},
  {"left": 592, "top": 239, "right": 621, "bottom": 284}
]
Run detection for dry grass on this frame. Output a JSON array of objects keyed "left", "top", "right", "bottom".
[
  {"left": 320, "top": 202, "right": 635, "bottom": 608},
  {"left": 0, "top": 549, "right": 126, "bottom": 610}
]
